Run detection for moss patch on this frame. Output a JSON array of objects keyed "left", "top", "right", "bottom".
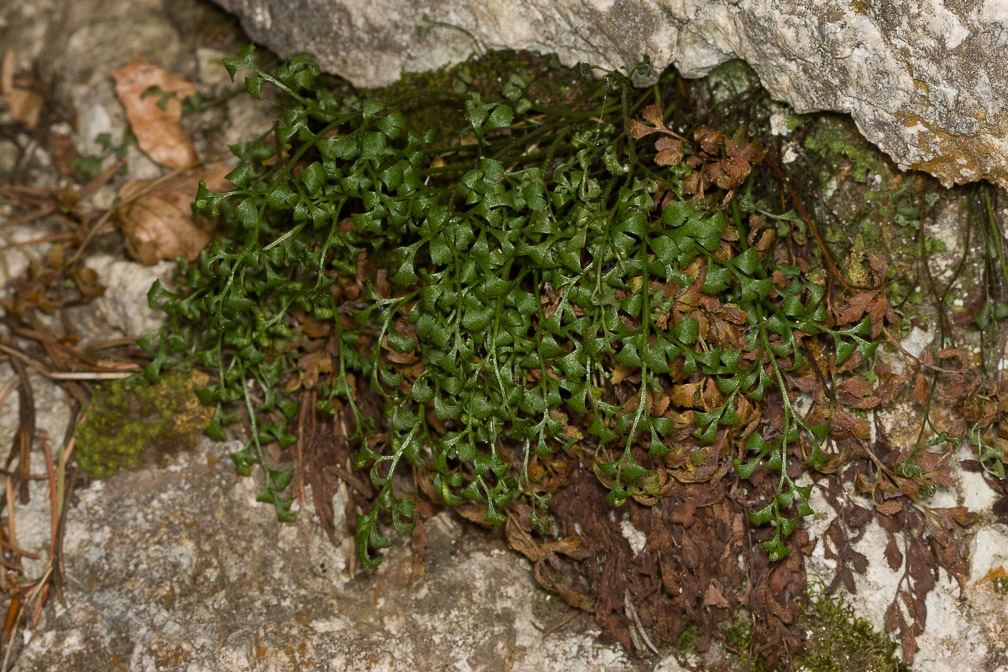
[
  {"left": 373, "top": 49, "right": 601, "bottom": 148},
  {"left": 796, "top": 586, "right": 910, "bottom": 672},
  {"left": 74, "top": 369, "right": 214, "bottom": 478},
  {"left": 721, "top": 585, "right": 911, "bottom": 672},
  {"left": 789, "top": 115, "right": 960, "bottom": 329}
]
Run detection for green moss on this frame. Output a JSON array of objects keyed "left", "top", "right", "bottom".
[
  {"left": 373, "top": 49, "right": 599, "bottom": 147},
  {"left": 796, "top": 585, "right": 911, "bottom": 672},
  {"left": 804, "top": 122, "right": 881, "bottom": 185},
  {"left": 74, "top": 370, "right": 213, "bottom": 478},
  {"left": 722, "top": 586, "right": 911, "bottom": 672},
  {"left": 786, "top": 113, "right": 813, "bottom": 134},
  {"left": 675, "top": 624, "right": 700, "bottom": 654},
  {"left": 790, "top": 115, "right": 961, "bottom": 330},
  {"left": 702, "top": 60, "right": 763, "bottom": 103}
]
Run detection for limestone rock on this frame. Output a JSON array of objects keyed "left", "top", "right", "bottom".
[
  {"left": 10, "top": 438, "right": 642, "bottom": 672},
  {"left": 213, "top": 0, "right": 1008, "bottom": 189},
  {"left": 82, "top": 255, "right": 173, "bottom": 339}
]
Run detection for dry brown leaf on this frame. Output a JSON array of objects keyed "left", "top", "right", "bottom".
[
  {"left": 867, "top": 293, "right": 891, "bottom": 327},
  {"left": 654, "top": 136, "right": 684, "bottom": 166},
  {"left": 652, "top": 393, "right": 671, "bottom": 417},
  {"left": 835, "top": 290, "right": 873, "bottom": 325},
  {"left": 883, "top": 600, "right": 901, "bottom": 633},
  {"left": 50, "top": 133, "right": 83, "bottom": 176},
  {"left": 628, "top": 118, "right": 656, "bottom": 141},
  {"left": 703, "top": 580, "right": 731, "bottom": 609},
  {"left": 839, "top": 376, "right": 874, "bottom": 399},
  {"left": 875, "top": 496, "right": 903, "bottom": 516},
  {"left": 933, "top": 506, "right": 975, "bottom": 529},
  {"left": 297, "top": 350, "right": 332, "bottom": 389},
  {"left": 883, "top": 532, "right": 903, "bottom": 570},
  {"left": 112, "top": 59, "right": 197, "bottom": 169},
  {"left": 1, "top": 50, "right": 44, "bottom": 128},
  {"left": 771, "top": 269, "right": 790, "bottom": 289},
  {"left": 937, "top": 347, "right": 968, "bottom": 369},
  {"left": 116, "top": 162, "right": 231, "bottom": 264},
  {"left": 912, "top": 373, "right": 929, "bottom": 405},
  {"left": 611, "top": 365, "right": 634, "bottom": 386},
  {"left": 829, "top": 405, "right": 870, "bottom": 439},
  {"left": 670, "top": 381, "right": 702, "bottom": 408},
  {"left": 300, "top": 317, "right": 331, "bottom": 339},
  {"left": 866, "top": 249, "right": 888, "bottom": 277},
  {"left": 641, "top": 104, "right": 665, "bottom": 129},
  {"left": 854, "top": 471, "right": 874, "bottom": 493}
]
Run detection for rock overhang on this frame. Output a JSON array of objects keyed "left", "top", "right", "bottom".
[{"left": 213, "top": 0, "right": 1008, "bottom": 188}]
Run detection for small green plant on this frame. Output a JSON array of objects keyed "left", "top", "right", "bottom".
[
  {"left": 67, "top": 130, "right": 133, "bottom": 180},
  {"left": 138, "top": 47, "right": 916, "bottom": 570}
]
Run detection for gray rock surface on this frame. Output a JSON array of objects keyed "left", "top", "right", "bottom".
[
  {"left": 0, "top": 1, "right": 648, "bottom": 668},
  {"left": 2, "top": 0, "right": 1008, "bottom": 669},
  {"left": 10, "top": 438, "right": 641, "bottom": 672},
  {"left": 82, "top": 255, "right": 173, "bottom": 339},
  {"left": 214, "top": 0, "right": 1008, "bottom": 189}
]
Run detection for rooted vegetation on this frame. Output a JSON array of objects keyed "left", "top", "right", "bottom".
[
  {"left": 4, "top": 39, "right": 1008, "bottom": 670},
  {"left": 125, "top": 47, "right": 1008, "bottom": 668}
]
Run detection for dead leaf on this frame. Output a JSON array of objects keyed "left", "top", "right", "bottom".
[
  {"left": 912, "top": 373, "right": 929, "bottom": 405},
  {"left": 694, "top": 127, "right": 723, "bottom": 155},
  {"left": 1, "top": 50, "right": 44, "bottom": 128},
  {"left": 883, "top": 532, "right": 903, "bottom": 570},
  {"left": 654, "top": 136, "right": 684, "bottom": 166},
  {"left": 703, "top": 580, "right": 730, "bottom": 609},
  {"left": 829, "top": 405, "right": 870, "bottom": 439},
  {"left": 932, "top": 506, "right": 975, "bottom": 529},
  {"left": 629, "top": 105, "right": 668, "bottom": 140},
  {"left": 875, "top": 494, "right": 903, "bottom": 516},
  {"left": 670, "top": 381, "right": 702, "bottom": 408},
  {"left": 611, "top": 365, "right": 634, "bottom": 386},
  {"left": 838, "top": 376, "right": 874, "bottom": 399},
  {"left": 883, "top": 600, "right": 901, "bottom": 633},
  {"left": 854, "top": 471, "right": 875, "bottom": 493},
  {"left": 835, "top": 291, "right": 872, "bottom": 326},
  {"left": 641, "top": 105, "right": 665, "bottom": 129},
  {"left": 112, "top": 59, "right": 197, "bottom": 169},
  {"left": 867, "top": 293, "right": 891, "bottom": 327},
  {"left": 866, "top": 249, "right": 888, "bottom": 277},
  {"left": 946, "top": 416, "right": 966, "bottom": 438},
  {"left": 628, "top": 118, "right": 656, "bottom": 141},
  {"left": 297, "top": 350, "right": 332, "bottom": 389},
  {"left": 50, "top": 133, "right": 83, "bottom": 176},
  {"left": 937, "top": 347, "right": 968, "bottom": 369},
  {"left": 116, "top": 162, "right": 231, "bottom": 264},
  {"left": 650, "top": 391, "right": 671, "bottom": 416}
]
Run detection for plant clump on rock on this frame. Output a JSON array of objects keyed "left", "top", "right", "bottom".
[{"left": 137, "top": 47, "right": 1006, "bottom": 669}]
